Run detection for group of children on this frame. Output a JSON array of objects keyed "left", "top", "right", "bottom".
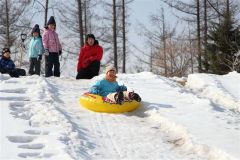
[
  {"left": 0, "top": 16, "right": 61, "bottom": 78},
  {"left": 0, "top": 16, "right": 142, "bottom": 104}
]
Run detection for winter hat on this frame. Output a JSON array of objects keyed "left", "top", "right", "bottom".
[
  {"left": 105, "top": 65, "right": 116, "bottom": 74},
  {"left": 2, "top": 48, "right": 10, "bottom": 55},
  {"left": 47, "top": 16, "right": 56, "bottom": 25},
  {"left": 31, "top": 24, "right": 40, "bottom": 35},
  {"left": 85, "top": 34, "right": 95, "bottom": 41}
]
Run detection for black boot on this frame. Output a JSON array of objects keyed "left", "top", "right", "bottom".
[
  {"left": 114, "top": 91, "right": 124, "bottom": 105},
  {"left": 129, "top": 92, "right": 141, "bottom": 102}
]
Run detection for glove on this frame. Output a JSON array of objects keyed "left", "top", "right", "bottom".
[
  {"left": 59, "top": 50, "right": 62, "bottom": 55},
  {"left": 38, "top": 55, "right": 42, "bottom": 61},
  {"left": 44, "top": 49, "right": 49, "bottom": 56}
]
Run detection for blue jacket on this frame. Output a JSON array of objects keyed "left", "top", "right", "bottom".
[
  {"left": 0, "top": 57, "right": 15, "bottom": 72},
  {"left": 28, "top": 37, "right": 44, "bottom": 58},
  {"left": 89, "top": 79, "right": 127, "bottom": 97}
]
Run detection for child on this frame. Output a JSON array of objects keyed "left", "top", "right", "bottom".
[
  {"left": 89, "top": 65, "right": 141, "bottom": 104},
  {"left": 0, "top": 48, "right": 26, "bottom": 77},
  {"left": 28, "top": 24, "right": 43, "bottom": 75},
  {"left": 76, "top": 34, "right": 103, "bottom": 79},
  {"left": 42, "top": 16, "right": 62, "bottom": 77}
]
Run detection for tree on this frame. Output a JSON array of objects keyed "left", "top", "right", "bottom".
[
  {"left": 207, "top": 0, "right": 240, "bottom": 74},
  {"left": 122, "top": 0, "right": 126, "bottom": 73},
  {"left": 160, "top": 0, "right": 227, "bottom": 73},
  {"left": 113, "top": 0, "right": 118, "bottom": 70},
  {"left": 0, "top": 0, "right": 30, "bottom": 48}
]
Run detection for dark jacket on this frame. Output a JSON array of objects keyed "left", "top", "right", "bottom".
[{"left": 0, "top": 57, "right": 15, "bottom": 73}]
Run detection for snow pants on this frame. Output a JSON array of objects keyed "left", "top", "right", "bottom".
[
  {"left": 29, "top": 58, "right": 41, "bottom": 75},
  {"left": 106, "top": 91, "right": 131, "bottom": 103},
  {"left": 45, "top": 53, "right": 60, "bottom": 77},
  {"left": 0, "top": 68, "right": 26, "bottom": 78},
  {"left": 76, "top": 60, "right": 100, "bottom": 79}
]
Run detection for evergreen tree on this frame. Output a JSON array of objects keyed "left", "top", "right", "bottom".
[{"left": 207, "top": 11, "right": 240, "bottom": 74}]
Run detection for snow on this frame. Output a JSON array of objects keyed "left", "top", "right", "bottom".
[{"left": 0, "top": 72, "right": 240, "bottom": 160}]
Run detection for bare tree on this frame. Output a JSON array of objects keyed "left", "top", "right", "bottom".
[
  {"left": 77, "top": 0, "right": 84, "bottom": 47},
  {"left": 112, "top": 0, "right": 118, "bottom": 70},
  {"left": 0, "top": 0, "right": 30, "bottom": 48},
  {"left": 122, "top": 0, "right": 126, "bottom": 73}
]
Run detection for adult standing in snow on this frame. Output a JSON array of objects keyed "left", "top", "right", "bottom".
[
  {"left": 76, "top": 34, "right": 103, "bottom": 79},
  {"left": 89, "top": 65, "right": 141, "bottom": 104},
  {"left": 42, "top": 16, "right": 62, "bottom": 77},
  {"left": 28, "top": 24, "right": 44, "bottom": 75},
  {"left": 0, "top": 48, "right": 26, "bottom": 77}
]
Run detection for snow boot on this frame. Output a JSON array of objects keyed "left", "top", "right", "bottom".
[
  {"left": 129, "top": 92, "right": 141, "bottom": 102},
  {"left": 114, "top": 91, "right": 124, "bottom": 105}
]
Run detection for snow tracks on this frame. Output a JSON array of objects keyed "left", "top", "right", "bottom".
[{"left": 0, "top": 75, "right": 75, "bottom": 159}]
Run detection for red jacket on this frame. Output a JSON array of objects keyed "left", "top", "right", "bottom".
[{"left": 77, "top": 44, "right": 103, "bottom": 72}]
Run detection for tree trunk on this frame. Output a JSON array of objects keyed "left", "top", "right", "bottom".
[
  {"left": 204, "top": 0, "right": 208, "bottom": 71},
  {"left": 162, "top": 8, "right": 167, "bottom": 77},
  {"left": 188, "top": 23, "right": 194, "bottom": 73},
  {"left": 197, "top": 0, "right": 202, "bottom": 72},
  {"left": 5, "top": 0, "right": 10, "bottom": 47},
  {"left": 44, "top": 0, "right": 48, "bottom": 26},
  {"left": 84, "top": 0, "right": 87, "bottom": 35},
  {"left": 122, "top": 0, "right": 126, "bottom": 73},
  {"left": 113, "top": 0, "right": 118, "bottom": 71},
  {"left": 77, "top": 0, "right": 84, "bottom": 47},
  {"left": 44, "top": 0, "right": 49, "bottom": 75}
]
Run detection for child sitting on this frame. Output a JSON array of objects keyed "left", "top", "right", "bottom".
[
  {"left": 89, "top": 65, "right": 141, "bottom": 104},
  {"left": 0, "top": 48, "right": 26, "bottom": 78}
]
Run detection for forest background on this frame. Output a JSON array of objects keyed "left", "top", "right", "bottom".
[{"left": 0, "top": 0, "right": 240, "bottom": 77}]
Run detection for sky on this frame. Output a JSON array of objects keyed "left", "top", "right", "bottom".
[{"left": 1, "top": 71, "right": 240, "bottom": 159}]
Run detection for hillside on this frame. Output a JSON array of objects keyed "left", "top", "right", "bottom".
[{"left": 0, "top": 72, "right": 240, "bottom": 160}]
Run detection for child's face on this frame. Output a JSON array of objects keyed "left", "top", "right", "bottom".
[
  {"left": 3, "top": 52, "right": 10, "bottom": 58},
  {"left": 48, "top": 24, "right": 55, "bottom": 30},
  {"left": 33, "top": 32, "right": 39, "bottom": 37},
  {"left": 87, "top": 38, "right": 95, "bottom": 46},
  {"left": 106, "top": 70, "right": 117, "bottom": 81}
]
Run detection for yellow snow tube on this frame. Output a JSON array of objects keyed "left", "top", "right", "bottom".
[{"left": 80, "top": 93, "right": 140, "bottom": 113}]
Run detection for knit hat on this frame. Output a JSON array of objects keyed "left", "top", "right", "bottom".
[
  {"left": 47, "top": 16, "right": 56, "bottom": 25},
  {"left": 85, "top": 34, "right": 95, "bottom": 41},
  {"left": 2, "top": 48, "right": 10, "bottom": 55},
  {"left": 105, "top": 65, "right": 116, "bottom": 74},
  {"left": 32, "top": 24, "right": 40, "bottom": 35}
]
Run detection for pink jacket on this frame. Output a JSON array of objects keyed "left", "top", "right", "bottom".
[{"left": 42, "top": 29, "right": 62, "bottom": 53}]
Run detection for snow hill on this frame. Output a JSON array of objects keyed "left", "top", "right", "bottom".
[{"left": 0, "top": 72, "right": 240, "bottom": 160}]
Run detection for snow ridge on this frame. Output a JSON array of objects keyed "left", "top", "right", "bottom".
[
  {"left": 143, "top": 108, "right": 238, "bottom": 160},
  {"left": 186, "top": 72, "right": 240, "bottom": 112}
]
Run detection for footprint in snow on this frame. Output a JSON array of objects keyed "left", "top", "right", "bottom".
[
  {"left": 24, "top": 130, "right": 49, "bottom": 135},
  {"left": 0, "top": 96, "right": 30, "bottom": 101},
  {"left": 4, "top": 80, "right": 18, "bottom": 84},
  {"left": 7, "top": 136, "right": 36, "bottom": 143},
  {"left": 18, "top": 152, "right": 54, "bottom": 158},
  {"left": 18, "top": 143, "right": 45, "bottom": 150},
  {"left": 9, "top": 101, "right": 25, "bottom": 107},
  {"left": 9, "top": 103, "right": 31, "bottom": 120},
  {"left": 0, "top": 88, "right": 27, "bottom": 94},
  {"left": 18, "top": 152, "right": 40, "bottom": 158}
]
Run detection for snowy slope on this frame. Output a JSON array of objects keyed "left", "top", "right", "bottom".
[{"left": 0, "top": 72, "right": 239, "bottom": 160}]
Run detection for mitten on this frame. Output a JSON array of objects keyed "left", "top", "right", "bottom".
[
  {"left": 38, "top": 55, "right": 42, "bottom": 60},
  {"left": 44, "top": 49, "right": 49, "bottom": 56},
  {"left": 59, "top": 50, "right": 62, "bottom": 55}
]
